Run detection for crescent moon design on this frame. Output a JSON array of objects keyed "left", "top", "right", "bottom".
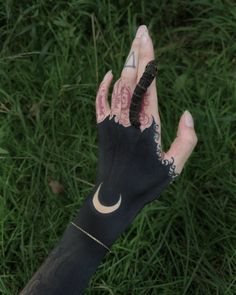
[{"left": 92, "top": 183, "right": 122, "bottom": 214}]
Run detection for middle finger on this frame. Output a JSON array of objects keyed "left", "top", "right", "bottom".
[{"left": 110, "top": 26, "right": 148, "bottom": 126}]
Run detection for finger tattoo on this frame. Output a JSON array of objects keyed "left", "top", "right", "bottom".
[{"left": 124, "top": 51, "right": 136, "bottom": 68}]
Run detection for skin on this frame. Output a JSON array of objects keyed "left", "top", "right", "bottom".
[{"left": 96, "top": 25, "right": 198, "bottom": 183}]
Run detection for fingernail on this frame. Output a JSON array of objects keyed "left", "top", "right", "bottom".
[
  {"left": 136, "top": 25, "right": 147, "bottom": 38},
  {"left": 184, "top": 110, "right": 194, "bottom": 128},
  {"left": 141, "top": 31, "right": 149, "bottom": 43},
  {"left": 105, "top": 70, "right": 112, "bottom": 78}
]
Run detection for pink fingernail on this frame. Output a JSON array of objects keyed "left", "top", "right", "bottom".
[
  {"left": 141, "top": 31, "right": 149, "bottom": 43},
  {"left": 135, "top": 25, "right": 147, "bottom": 38},
  {"left": 184, "top": 110, "right": 194, "bottom": 128},
  {"left": 105, "top": 70, "right": 112, "bottom": 78}
]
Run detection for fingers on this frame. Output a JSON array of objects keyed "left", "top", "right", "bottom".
[
  {"left": 137, "top": 29, "right": 159, "bottom": 128},
  {"left": 163, "top": 111, "right": 198, "bottom": 174},
  {"left": 120, "top": 25, "right": 147, "bottom": 83},
  {"left": 137, "top": 30, "right": 155, "bottom": 81},
  {"left": 110, "top": 25, "right": 148, "bottom": 126},
  {"left": 96, "top": 70, "right": 113, "bottom": 123},
  {"left": 110, "top": 25, "right": 159, "bottom": 130}
]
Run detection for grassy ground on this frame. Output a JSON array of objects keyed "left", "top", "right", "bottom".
[{"left": 0, "top": 0, "right": 236, "bottom": 294}]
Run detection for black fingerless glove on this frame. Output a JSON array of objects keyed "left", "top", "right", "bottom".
[{"left": 74, "top": 115, "right": 177, "bottom": 249}]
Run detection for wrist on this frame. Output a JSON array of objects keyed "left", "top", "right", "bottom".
[{"left": 74, "top": 188, "right": 140, "bottom": 248}]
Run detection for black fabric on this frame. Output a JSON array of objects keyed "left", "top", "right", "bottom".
[
  {"left": 76, "top": 115, "right": 174, "bottom": 248},
  {"left": 21, "top": 115, "right": 177, "bottom": 294}
]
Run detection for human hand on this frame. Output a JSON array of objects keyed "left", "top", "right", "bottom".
[
  {"left": 77, "top": 25, "right": 197, "bottom": 247},
  {"left": 95, "top": 26, "right": 197, "bottom": 197}
]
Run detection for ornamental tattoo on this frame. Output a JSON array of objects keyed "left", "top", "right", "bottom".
[
  {"left": 109, "top": 79, "right": 152, "bottom": 129},
  {"left": 153, "top": 120, "right": 179, "bottom": 180},
  {"left": 20, "top": 245, "right": 69, "bottom": 294},
  {"left": 97, "top": 61, "right": 178, "bottom": 182},
  {"left": 110, "top": 78, "right": 132, "bottom": 126}
]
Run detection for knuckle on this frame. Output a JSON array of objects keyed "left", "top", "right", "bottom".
[
  {"left": 95, "top": 89, "right": 102, "bottom": 102},
  {"left": 132, "top": 38, "right": 140, "bottom": 49},
  {"left": 121, "top": 70, "right": 136, "bottom": 81},
  {"left": 113, "top": 79, "right": 121, "bottom": 90},
  {"left": 140, "top": 47, "right": 154, "bottom": 59},
  {"left": 192, "top": 132, "right": 198, "bottom": 145},
  {"left": 186, "top": 131, "right": 198, "bottom": 146}
]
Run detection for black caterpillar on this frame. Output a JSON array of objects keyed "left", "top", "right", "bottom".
[{"left": 129, "top": 60, "right": 157, "bottom": 128}]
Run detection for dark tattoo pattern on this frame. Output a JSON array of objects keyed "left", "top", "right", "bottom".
[
  {"left": 124, "top": 51, "right": 136, "bottom": 68},
  {"left": 20, "top": 245, "right": 68, "bottom": 294},
  {"left": 153, "top": 120, "right": 179, "bottom": 180},
  {"left": 129, "top": 60, "right": 157, "bottom": 128}
]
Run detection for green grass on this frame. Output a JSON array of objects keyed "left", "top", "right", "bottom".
[{"left": 0, "top": 0, "right": 236, "bottom": 294}]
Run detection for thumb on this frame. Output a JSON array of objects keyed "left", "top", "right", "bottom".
[{"left": 164, "top": 110, "right": 198, "bottom": 175}]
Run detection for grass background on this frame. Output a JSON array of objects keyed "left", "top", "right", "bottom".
[{"left": 0, "top": 0, "right": 236, "bottom": 294}]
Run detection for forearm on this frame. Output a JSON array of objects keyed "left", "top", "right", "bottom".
[
  {"left": 19, "top": 181, "right": 138, "bottom": 295},
  {"left": 20, "top": 182, "right": 145, "bottom": 295},
  {"left": 20, "top": 216, "right": 108, "bottom": 295}
]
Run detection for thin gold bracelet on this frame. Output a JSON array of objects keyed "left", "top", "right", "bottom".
[{"left": 70, "top": 222, "right": 112, "bottom": 253}]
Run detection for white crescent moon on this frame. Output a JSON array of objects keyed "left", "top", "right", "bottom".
[{"left": 92, "top": 183, "right": 122, "bottom": 214}]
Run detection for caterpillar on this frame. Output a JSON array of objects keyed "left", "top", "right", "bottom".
[{"left": 129, "top": 60, "right": 157, "bottom": 128}]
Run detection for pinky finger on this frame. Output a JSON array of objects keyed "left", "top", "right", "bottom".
[{"left": 96, "top": 70, "right": 113, "bottom": 123}]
